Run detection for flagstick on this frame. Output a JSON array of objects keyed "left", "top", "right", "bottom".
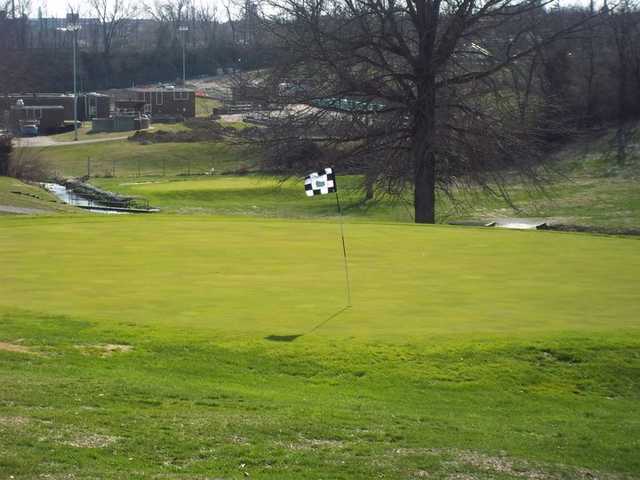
[{"left": 334, "top": 190, "right": 352, "bottom": 307}]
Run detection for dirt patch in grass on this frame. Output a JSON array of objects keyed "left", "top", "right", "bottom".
[
  {"left": 394, "top": 447, "right": 443, "bottom": 456},
  {"left": 75, "top": 344, "right": 133, "bottom": 356},
  {"left": 228, "top": 434, "right": 250, "bottom": 445},
  {"left": 456, "top": 451, "right": 546, "bottom": 479},
  {"left": 0, "top": 341, "right": 38, "bottom": 355},
  {"left": 276, "top": 437, "right": 345, "bottom": 451},
  {"left": 395, "top": 448, "right": 621, "bottom": 480},
  {"left": 37, "top": 475, "right": 79, "bottom": 479},
  {"left": 413, "top": 470, "right": 432, "bottom": 478},
  {"left": 0, "top": 415, "right": 30, "bottom": 428},
  {"left": 62, "top": 433, "right": 119, "bottom": 448},
  {"left": 454, "top": 450, "right": 622, "bottom": 480}
]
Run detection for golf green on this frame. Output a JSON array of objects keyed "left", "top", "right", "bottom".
[
  {"left": 1, "top": 215, "right": 638, "bottom": 339},
  {"left": 1, "top": 215, "right": 639, "bottom": 479}
]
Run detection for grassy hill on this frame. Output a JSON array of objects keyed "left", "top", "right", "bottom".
[
  {"left": 19, "top": 121, "right": 637, "bottom": 228},
  {"left": 0, "top": 215, "right": 639, "bottom": 479},
  {"left": 0, "top": 176, "right": 75, "bottom": 215},
  {"left": 36, "top": 136, "right": 247, "bottom": 178}
]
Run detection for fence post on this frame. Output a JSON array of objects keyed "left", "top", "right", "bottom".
[{"left": 87, "top": 157, "right": 91, "bottom": 178}]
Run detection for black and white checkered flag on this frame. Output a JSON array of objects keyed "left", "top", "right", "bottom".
[
  {"left": 303, "top": 167, "right": 351, "bottom": 306},
  {"left": 304, "top": 168, "right": 337, "bottom": 197}
]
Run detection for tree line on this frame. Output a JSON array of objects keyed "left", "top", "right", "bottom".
[{"left": 0, "top": 0, "right": 263, "bottom": 92}]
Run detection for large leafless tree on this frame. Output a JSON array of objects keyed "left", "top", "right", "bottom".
[{"left": 245, "top": 0, "right": 595, "bottom": 223}]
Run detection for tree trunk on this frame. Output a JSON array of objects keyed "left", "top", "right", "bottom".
[
  {"left": 365, "top": 181, "right": 374, "bottom": 201},
  {"left": 413, "top": 77, "right": 437, "bottom": 224}
]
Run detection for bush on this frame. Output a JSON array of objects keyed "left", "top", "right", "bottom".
[
  {"left": 8, "top": 148, "right": 51, "bottom": 181},
  {"left": 0, "top": 134, "right": 12, "bottom": 176}
]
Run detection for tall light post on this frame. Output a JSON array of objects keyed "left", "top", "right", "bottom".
[
  {"left": 179, "top": 26, "right": 189, "bottom": 85},
  {"left": 57, "top": 14, "right": 81, "bottom": 141}
]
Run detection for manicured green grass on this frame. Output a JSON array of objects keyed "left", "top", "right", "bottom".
[
  {"left": 0, "top": 215, "right": 639, "bottom": 478},
  {"left": 89, "top": 173, "right": 640, "bottom": 228},
  {"left": 91, "top": 175, "right": 412, "bottom": 220}
]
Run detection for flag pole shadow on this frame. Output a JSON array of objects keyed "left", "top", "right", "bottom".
[{"left": 264, "top": 306, "right": 351, "bottom": 342}]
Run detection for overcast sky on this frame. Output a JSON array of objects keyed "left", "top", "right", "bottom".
[{"left": 32, "top": 0, "right": 593, "bottom": 18}]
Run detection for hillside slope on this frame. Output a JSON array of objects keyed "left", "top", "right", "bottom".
[
  {"left": 18, "top": 122, "right": 640, "bottom": 228},
  {"left": 0, "top": 177, "right": 75, "bottom": 215}
]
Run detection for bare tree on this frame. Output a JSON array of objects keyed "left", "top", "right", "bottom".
[
  {"left": 244, "top": 0, "right": 595, "bottom": 223},
  {"left": 606, "top": 0, "right": 640, "bottom": 162},
  {"left": 90, "top": 0, "right": 138, "bottom": 59},
  {"left": 145, "top": 0, "right": 194, "bottom": 79},
  {"left": 196, "top": 4, "right": 219, "bottom": 47}
]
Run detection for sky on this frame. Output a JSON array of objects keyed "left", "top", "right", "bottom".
[
  {"left": 30, "top": 0, "right": 592, "bottom": 18},
  {"left": 25, "top": 0, "right": 223, "bottom": 18}
]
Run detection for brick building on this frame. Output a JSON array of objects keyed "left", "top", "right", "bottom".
[{"left": 122, "top": 87, "right": 196, "bottom": 120}]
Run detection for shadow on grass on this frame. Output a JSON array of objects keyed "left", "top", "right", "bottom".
[
  {"left": 265, "top": 306, "right": 351, "bottom": 343},
  {"left": 264, "top": 334, "right": 303, "bottom": 342}
]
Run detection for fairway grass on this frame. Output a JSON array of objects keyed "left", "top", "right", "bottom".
[
  {"left": 1, "top": 215, "right": 639, "bottom": 478},
  {"left": 92, "top": 175, "right": 414, "bottom": 220}
]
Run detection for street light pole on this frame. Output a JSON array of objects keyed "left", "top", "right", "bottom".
[
  {"left": 179, "top": 26, "right": 189, "bottom": 85},
  {"left": 72, "top": 27, "right": 78, "bottom": 141},
  {"left": 57, "top": 16, "right": 81, "bottom": 141}
]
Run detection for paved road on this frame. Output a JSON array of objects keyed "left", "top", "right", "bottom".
[
  {"left": 0, "top": 204, "right": 51, "bottom": 214},
  {"left": 14, "top": 135, "right": 130, "bottom": 148}
]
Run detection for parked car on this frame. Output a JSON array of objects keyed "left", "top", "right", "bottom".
[{"left": 20, "top": 124, "right": 39, "bottom": 137}]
